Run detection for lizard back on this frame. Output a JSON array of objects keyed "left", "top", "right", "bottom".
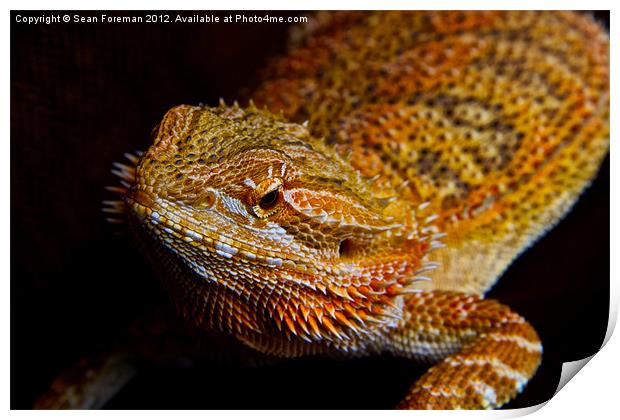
[{"left": 252, "top": 11, "right": 610, "bottom": 294}]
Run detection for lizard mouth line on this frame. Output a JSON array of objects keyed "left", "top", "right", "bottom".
[{"left": 128, "top": 191, "right": 355, "bottom": 279}]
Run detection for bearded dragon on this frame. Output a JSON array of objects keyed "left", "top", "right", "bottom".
[{"left": 42, "top": 11, "right": 609, "bottom": 409}]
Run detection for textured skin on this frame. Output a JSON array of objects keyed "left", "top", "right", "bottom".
[
  {"left": 254, "top": 11, "right": 610, "bottom": 294},
  {"left": 99, "top": 11, "right": 608, "bottom": 409}
]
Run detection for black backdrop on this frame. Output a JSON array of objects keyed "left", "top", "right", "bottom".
[{"left": 11, "top": 11, "right": 610, "bottom": 409}]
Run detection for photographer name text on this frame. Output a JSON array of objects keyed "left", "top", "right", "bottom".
[{"left": 15, "top": 13, "right": 308, "bottom": 25}]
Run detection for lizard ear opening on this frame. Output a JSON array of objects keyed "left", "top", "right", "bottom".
[{"left": 338, "top": 238, "right": 355, "bottom": 259}]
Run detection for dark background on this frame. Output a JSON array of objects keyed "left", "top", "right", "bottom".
[{"left": 11, "top": 11, "right": 610, "bottom": 409}]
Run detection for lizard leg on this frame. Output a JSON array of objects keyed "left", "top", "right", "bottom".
[{"left": 386, "top": 291, "right": 542, "bottom": 409}]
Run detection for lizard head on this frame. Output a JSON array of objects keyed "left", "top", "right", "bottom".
[{"left": 123, "top": 103, "right": 438, "bottom": 353}]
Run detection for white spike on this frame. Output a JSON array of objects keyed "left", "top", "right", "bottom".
[
  {"left": 102, "top": 200, "right": 123, "bottom": 206},
  {"left": 102, "top": 208, "right": 123, "bottom": 214},
  {"left": 413, "top": 264, "right": 439, "bottom": 275},
  {"left": 105, "top": 186, "right": 127, "bottom": 193},
  {"left": 367, "top": 174, "right": 381, "bottom": 184},
  {"left": 123, "top": 152, "right": 140, "bottom": 164},
  {"left": 424, "top": 262, "right": 441, "bottom": 270},
  {"left": 398, "top": 288, "right": 424, "bottom": 295},
  {"left": 377, "top": 311, "right": 401, "bottom": 321},
  {"left": 106, "top": 218, "right": 125, "bottom": 224},
  {"left": 112, "top": 161, "right": 134, "bottom": 172},
  {"left": 111, "top": 169, "right": 134, "bottom": 182},
  {"left": 429, "top": 241, "right": 446, "bottom": 251},
  {"left": 424, "top": 214, "right": 439, "bottom": 224},
  {"left": 418, "top": 201, "right": 431, "bottom": 210},
  {"left": 397, "top": 180, "right": 411, "bottom": 191},
  {"left": 421, "top": 226, "right": 439, "bottom": 234}
]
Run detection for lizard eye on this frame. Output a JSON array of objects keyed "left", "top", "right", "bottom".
[
  {"left": 259, "top": 189, "right": 279, "bottom": 210},
  {"left": 251, "top": 178, "right": 283, "bottom": 218}
]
